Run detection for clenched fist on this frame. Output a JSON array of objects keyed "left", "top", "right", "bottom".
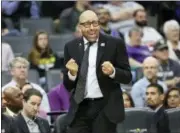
[
  {"left": 102, "top": 61, "right": 114, "bottom": 76},
  {"left": 66, "top": 58, "right": 78, "bottom": 76}
]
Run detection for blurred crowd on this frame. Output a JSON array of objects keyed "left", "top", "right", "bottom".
[{"left": 1, "top": 1, "right": 180, "bottom": 133}]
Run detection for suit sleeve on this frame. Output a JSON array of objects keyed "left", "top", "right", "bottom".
[
  {"left": 63, "top": 43, "right": 77, "bottom": 92},
  {"left": 113, "top": 38, "right": 132, "bottom": 84}
]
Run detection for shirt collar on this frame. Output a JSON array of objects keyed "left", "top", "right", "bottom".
[
  {"left": 83, "top": 37, "right": 99, "bottom": 45},
  {"left": 21, "top": 111, "right": 36, "bottom": 124},
  {"left": 6, "top": 107, "right": 18, "bottom": 117}
]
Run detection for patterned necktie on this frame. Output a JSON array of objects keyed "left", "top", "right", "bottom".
[{"left": 74, "top": 42, "right": 93, "bottom": 103}]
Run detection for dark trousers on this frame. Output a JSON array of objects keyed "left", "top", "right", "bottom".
[{"left": 67, "top": 98, "right": 116, "bottom": 133}]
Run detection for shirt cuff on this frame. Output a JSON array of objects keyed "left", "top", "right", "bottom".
[
  {"left": 109, "top": 67, "right": 116, "bottom": 79},
  {"left": 68, "top": 71, "right": 77, "bottom": 81}
]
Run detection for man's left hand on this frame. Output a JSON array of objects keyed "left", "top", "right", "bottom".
[{"left": 102, "top": 61, "right": 114, "bottom": 75}]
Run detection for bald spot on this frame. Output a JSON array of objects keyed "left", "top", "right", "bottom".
[
  {"left": 143, "top": 56, "right": 159, "bottom": 67},
  {"left": 3, "top": 86, "right": 21, "bottom": 99},
  {"left": 79, "top": 10, "right": 98, "bottom": 23}
]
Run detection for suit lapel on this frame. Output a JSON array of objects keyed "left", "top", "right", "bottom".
[
  {"left": 77, "top": 37, "right": 84, "bottom": 65},
  {"left": 35, "top": 118, "right": 45, "bottom": 133},
  {"left": 96, "top": 33, "right": 106, "bottom": 68},
  {"left": 18, "top": 114, "right": 30, "bottom": 133}
]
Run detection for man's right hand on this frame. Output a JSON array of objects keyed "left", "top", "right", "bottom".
[{"left": 66, "top": 58, "right": 78, "bottom": 76}]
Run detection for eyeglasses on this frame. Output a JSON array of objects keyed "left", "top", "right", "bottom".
[{"left": 80, "top": 21, "right": 99, "bottom": 28}]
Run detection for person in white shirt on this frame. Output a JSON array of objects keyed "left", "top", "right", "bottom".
[
  {"left": 2, "top": 57, "right": 50, "bottom": 117},
  {"left": 2, "top": 42, "right": 14, "bottom": 71},
  {"left": 124, "top": 9, "right": 162, "bottom": 50},
  {"left": 163, "top": 20, "right": 180, "bottom": 63}
]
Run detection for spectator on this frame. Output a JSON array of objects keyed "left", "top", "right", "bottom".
[
  {"left": 127, "top": 27, "right": 151, "bottom": 68},
  {"left": 2, "top": 1, "right": 40, "bottom": 29},
  {"left": 3, "top": 86, "right": 23, "bottom": 117},
  {"left": 164, "top": 88, "right": 180, "bottom": 109},
  {"left": 124, "top": 9, "right": 163, "bottom": 50},
  {"left": 2, "top": 57, "right": 51, "bottom": 116},
  {"left": 146, "top": 83, "right": 170, "bottom": 133},
  {"left": 163, "top": 20, "right": 180, "bottom": 63},
  {"left": 21, "top": 83, "right": 48, "bottom": 119},
  {"left": 95, "top": 7, "right": 123, "bottom": 38},
  {"left": 153, "top": 40, "right": 180, "bottom": 88},
  {"left": 2, "top": 42, "right": 14, "bottom": 71},
  {"left": 14, "top": 89, "right": 51, "bottom": 133},
  {"left": 123, "top": 91, "right": 134, "bottom": 108},
  {"left": 103, "top": 1, "right": 144, "bottom": 35},
  {"left": 131, "top": 56, "right": 168, "bottom": 107},
  {"left": 59, "top": 0, "right": 92, "bottom": 34},
  {"left": 28, "top": 31, "right": 57, "bottom": 85},
  {"left": 48, "top": 71, "right": 70, "bottom": 112}
]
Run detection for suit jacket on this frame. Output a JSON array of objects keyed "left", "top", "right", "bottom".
[
  {"left": 2, "top": 114, "right": 20, "bottom": 133},
  {"left": 63, "top": 33, "right": 132, "bottom": 124},
  {"left": 14, "top": 113, "right": 51, "bottom": 133},
  {"left": 153, "top": 106, "right": 171, "bottom": 133}
]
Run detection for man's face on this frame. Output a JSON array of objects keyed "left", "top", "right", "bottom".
[
  {"left": 11, "top": 62, "right": 28, "bottom": 80},
  {"left": 146, "top": 87, "right": 163, "bottom": 107},
  {"left": 79, "top": 13, "right": 100, "bottom": 42},
  {"left": 23, "top": 95, "right": 42, "bottom": 118},
  {"left": 135, "top": 11, "right": 148, "bottom": 27},
  {"left": 143, "top": 62, "right": 158, "bottom": 80},
  {"left": 154, "top": 48, "right": 169, "bottom": 61},
  {"left": 96, "top": 9, "right": 110, "bottom": 25},
  {"left": 129, "top": 31, "right": 142, "bottom": 45},
  {"left": 167, "top": 90, "right": 180, "bottom": 108},
  {"left": 6, "top": 89, "right": 23, "bottom": 110}
]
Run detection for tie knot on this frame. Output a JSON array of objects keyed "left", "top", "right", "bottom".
[{"left": 88, "top": 41, "right": 95, "bottom": 46}]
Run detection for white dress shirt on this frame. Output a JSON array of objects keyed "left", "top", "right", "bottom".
[{"left": 68, "top": 37, "right": 115, "bottom": 98}]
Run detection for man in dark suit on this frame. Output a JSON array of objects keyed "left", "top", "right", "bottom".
[
  {"left": 146, "top": 83, "right": 170, "bottom": 133},
  {"left": 63, "top": 10, "right": 132, "bottom": 133},
  {"left": 14, "top": 89, "right": 51, "bottom": 133}
]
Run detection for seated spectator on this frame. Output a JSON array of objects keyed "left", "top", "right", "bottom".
[
  {"left": 153, "top": 40, "right": 180, "bottom": 88},
  {"left": 59, "top": 0, "right": 92, "bottom": 34},
  {"left": 48, "top": 71, "right": 70, "bottom": 112},
  {"left": 123, "top": 91, "right": 134, "bottom": 108},
  {"left": 21, "top": 83, "right": 48, "bottom": 119},
  {"left": 2, "top": 1, "right": 40, "bottom": 29},
  {"left": 131, "top": 56, "right": 168, "bottom": 107},
  {"left": 95, "top": 7, "right": 123, "bottom": 38},
  {"left": 103, "top": 1, "right": 144, "bottom": 35},
  {"left": 124, "top": 9, "right": 162, "bottom": 50},
  {"left": 127, "top": 27, "right": 151, "bottom": 68},
  {"left": 2, "top": 18, "right": 21, "bottom": 36},
  {"left": 3, "top": 86, "right": 23, "bottom": 117},
  {"left": 14, "top": 89, "right": 51, "bottom": 133},
  {"left": 28, "top": 31, "right": 57, "bottom": 85},
  {"left": 164, "top": 88, "right": 180, "bottom": 109},
  {"left": 163, "top": 20, "right": 180, "bottom": 63},
  {"left": 2, "top": 57, "right": 51, "bottom": 116},
  {"left": 2, "top": 42, "right": 14, "bottom": 71},
  {"left": 146, "top": 83, "right": 170, "bottom": 133}
]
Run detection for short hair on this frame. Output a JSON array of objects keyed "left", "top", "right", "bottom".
[
  {"left": 23, "top": 88, "right": 42, "bottom": 102},
  {"left": 128, "top": 27, "right": 143, "bottom": 37},
  {"left": 9, "top": 57, "right": 29, "bottom": 70},
  {"left": 147, "top": 83, "right": 164, "bottom": 94},
  {"left": 163, "top": 20, "right": 180, "bottom": 34},
  {"left": 133, "top": 9, "right": 146, "bottom": 17}
]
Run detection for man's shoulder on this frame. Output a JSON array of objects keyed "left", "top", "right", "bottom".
[
  {"left": 31, "top": 83, "right": 46, "bottom": 94},
  {"left": 2, "top": 82, "right": 14, "bottom": 92},
  {"left": 65, "top": 37, "right": 80, "bottom": 47}
]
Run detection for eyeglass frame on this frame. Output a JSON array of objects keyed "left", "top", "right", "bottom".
[{"left": 79, "top": 20, "right": 100, "bottom": 28}]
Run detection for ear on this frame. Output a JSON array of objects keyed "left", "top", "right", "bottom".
[{"left": 160, "top": 94, "right": 165, "bottom": 101}]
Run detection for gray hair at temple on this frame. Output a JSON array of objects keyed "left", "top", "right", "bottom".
[
  {"left": 128, "top": 27, "right": 143, "bottom": 37},
  {"left": 9, "top": 57, "right": 30, "bottom": 70}
]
